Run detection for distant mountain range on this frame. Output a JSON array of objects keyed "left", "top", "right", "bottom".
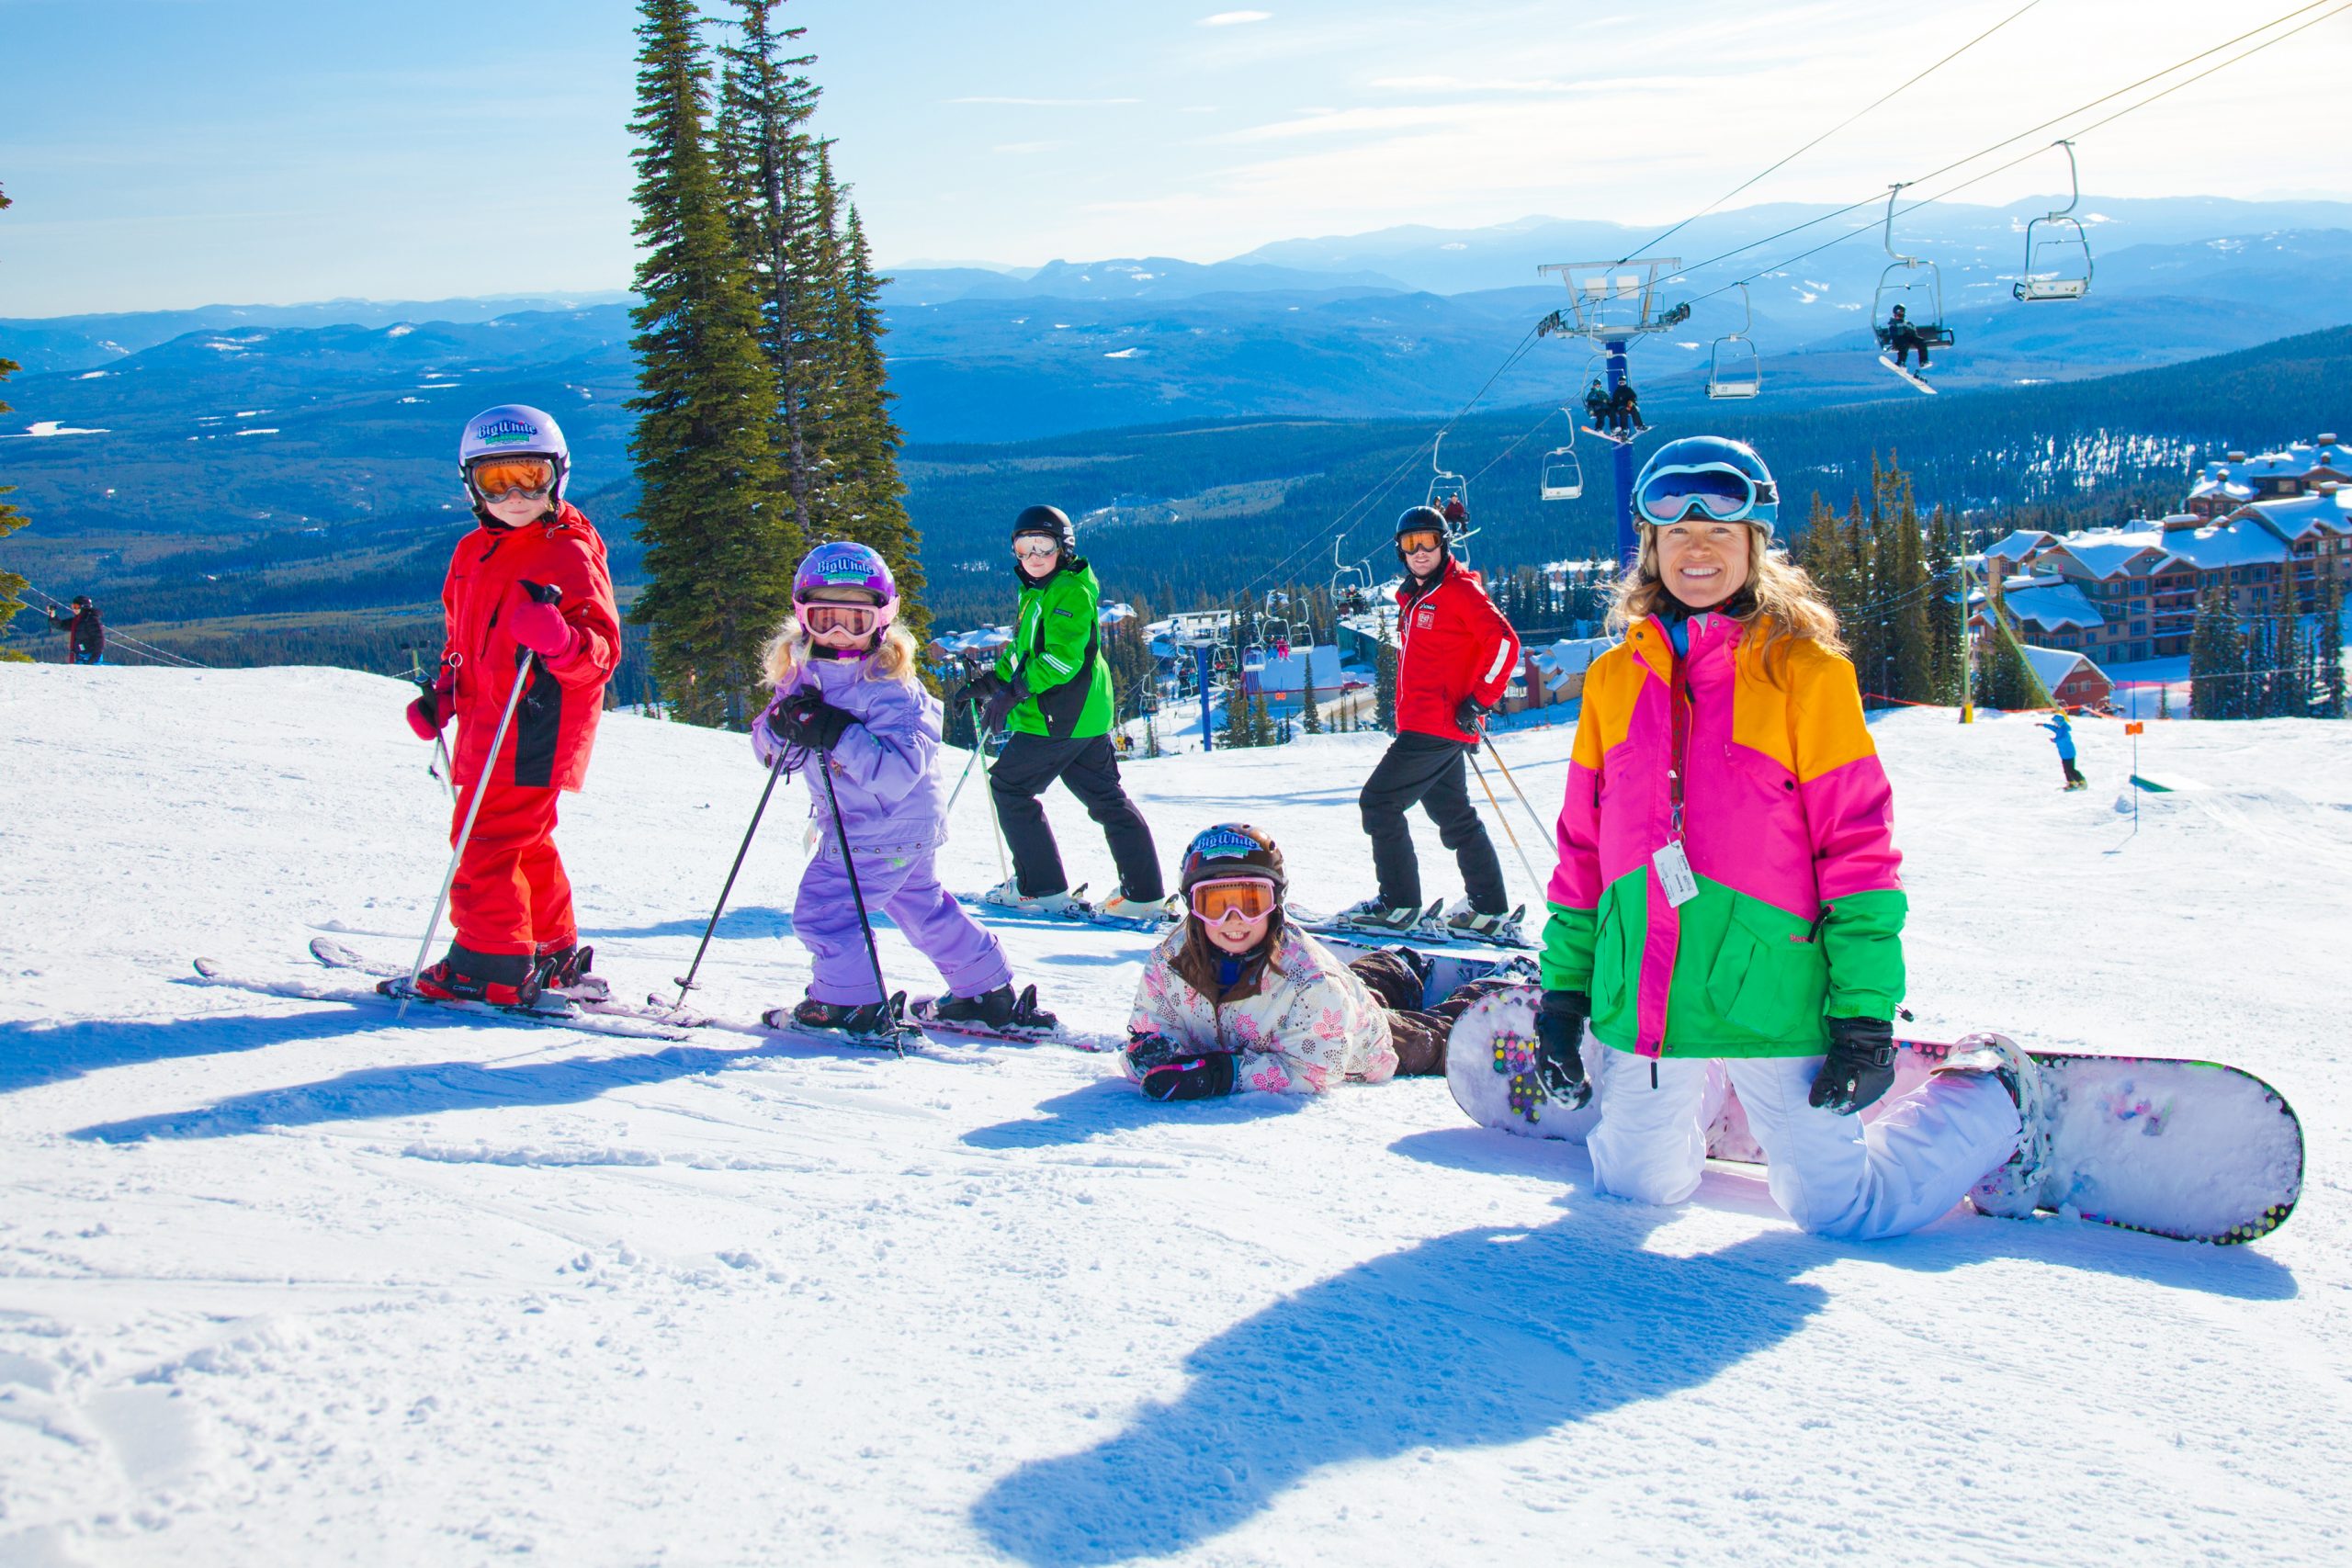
[{"left": 1, "top": 194, "right": 2346, "bottom": 539}]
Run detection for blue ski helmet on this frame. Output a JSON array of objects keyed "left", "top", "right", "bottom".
[
  {"left": 1632, "top": 436, "right": 1778, "bottom": 541},
  {"left": 793, "top": 540, "right": 899, "bottom": 627},
  {"left": 459, "top": 403, "right": 571, "bottom": 513}
]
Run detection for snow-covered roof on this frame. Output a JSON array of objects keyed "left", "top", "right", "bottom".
[
  {"left": 2154, "top": 517, "right": 2290, "bottom": 572},
  {"left": 2042, "top": 532, "right": 2166, "bottom": 579},
  {"left": 2020, "top": 645, "right": 2108, "bottom": 694},
  {"left": 1528, "top": 636, "right": 1617, "bottom": 692},
  {"left": 1982, "top": 529, "right": 2057, "bottom": 564},
  {"left": 2234, "top": 491, "right": 2352, "bottom": 542},
  {"left": 2000, "top": 580, "right": 2102, "bottom": 630},
  {"left": 1250, "top": 645, "right": 1344, "bottom": 694},
  {"left": 930, "top": 625, "right": 1012, "bottom": 654}
]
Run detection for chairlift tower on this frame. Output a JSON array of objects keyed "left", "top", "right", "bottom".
[{"left": 1538, "top": 257, "right": 1684, "bottom": 566}]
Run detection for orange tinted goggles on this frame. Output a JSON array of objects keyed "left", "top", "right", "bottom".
[
  {"left": 469, "top": 457, "right": 557, "bottom": 501},
  {"left": 1397, "top": 528, "right": 1446, "bottom": 554},
  {"left": 1188, "top": 877, "right": 1279, "bottom": 921},
  {"left": 802, "top": 603, "right": 879, "bottom": 636}
]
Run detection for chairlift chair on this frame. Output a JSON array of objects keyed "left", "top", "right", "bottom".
[
  {"left": 1871, "top": 184, "right": 1955, "bottom": 355},
  {"left": 1539, "top": 414, "right": 1584, "bottom": 502},
  {"left": 1706, "top": 282, "right": 1763, "bottom": 400},
  {"left": 1426, "top": 431, "right": 1470, "bottom": 518},
  {"left": 2014, "top": 141, "right": 2093, "bottom": 303}
]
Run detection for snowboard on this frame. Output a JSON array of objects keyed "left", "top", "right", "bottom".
[
  {"left": 1444, "top": 986, "right": 2303, "bottom": 1245},
  {"left": 1877, "top": 355, "right": 1939, "bottom": 394}
]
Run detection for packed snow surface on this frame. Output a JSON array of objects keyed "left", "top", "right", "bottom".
[{"left": 3, "top": 666, "right": 2347, "bottom": 1565}]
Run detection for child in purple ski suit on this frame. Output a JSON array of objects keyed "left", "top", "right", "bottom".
[{"left": 752, "top": 542, "right": 1042, "bottom": 1038}]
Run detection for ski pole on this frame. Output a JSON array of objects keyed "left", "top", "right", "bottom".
[
  {"left": 943, "top": 723, "right": 984, "bottom": 817},
  {"left": 430, "top": 734, "right": 458, "bottom": 803},
  {"left": 1466, "top": 745, "right": 1546, "bottom": 901},
  {"left": 396, "top": 582, "right": 561, "bottom": 1019},
  {"left": 814, "top": 743, "right": 910, "bottom": 1056},
  {"left": 666, "top": 742, "right": 793, "bottom": 1011},
  {"left": 1482, "top": 733, "right": 1555, "bottom": 844},
  {"left": 970, "top": 698, "right": 1010, "bottom": 882}
]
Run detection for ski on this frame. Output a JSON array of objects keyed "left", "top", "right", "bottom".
[
  {"left": 908, "top": 984, "right": 1118, "bottom": 1051},
  {"left": 1415, "top": 904, "right": 1532, "bottom": 951},
  {"left": 954, "top": 883, "right": 1169, "bottom": 933},
  {"left": 1580, "top": 424, "right": 1645, "bottom": 446},
  {"left": 759, "top": 990, "right": 923, "bottom": 1056},
  {"left": 191, "top": 956, "right": 693, "bottom": 1042},
  {"left": 309, "top": 937, "right": 714, "bottom": 1030},
  {"left": 1877, "top": 355, "right": 1939, "bottom": 394}
]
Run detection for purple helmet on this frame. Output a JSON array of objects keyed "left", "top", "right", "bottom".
[{"left": 793, "top": 541, "right": 899, "bottom": 626}]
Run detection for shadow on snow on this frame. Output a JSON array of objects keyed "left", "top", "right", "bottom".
[
  {"left": 963, "top": 1077, "right": 1304, "bottom": 1152},
  {"left": 970, "top": 1125, "right": 2294, "bottom": 1565},
  {"left": 0, "top": 1010, "right": 390, "bottom": 1096}
]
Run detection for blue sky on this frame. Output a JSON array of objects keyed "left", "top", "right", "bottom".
[{"left": 4, "top": 0, "right": 2347, "bottom": 315}]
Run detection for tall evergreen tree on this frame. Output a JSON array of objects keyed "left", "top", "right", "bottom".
[
  {"left": 826, "top": 200, "right": 923, "bottom": 636},
  {"left": 1374, "top": 634, "right": 1399, "bottom": 733},
  {"left": 0, "top": 183, "right": 29, "bottom": 663},
  {"left": 1975, "top": 585, "right": 2051, "bottom": 712},
  {"left": 714, "top": 0, "right": 820, "bottom": 537},
  {"left": 627, "top": 0, "right": 792, "bottom": 728},
  {"left": 2188, "top": 588, "right": 2243, "bottom": 720},
  {"left": 1927, "top": 504, "right": 1966, "bottom": 704},
  {"left": 1874, "top": 457, "right": 1934, "bottom": 704},
  {"left": 1300, "top": 651, "right": 1322, "bottom": 734},
  {"left": 2320, "top": 572, "right": 2348, "bottom": 718},
  {"left": 2272, "top": 611, "right": 2308, "bottom": 718}
]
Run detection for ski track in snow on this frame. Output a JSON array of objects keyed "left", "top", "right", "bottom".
[{"left": 1, "top": 664, "right": 2346, "bottom": 1566}]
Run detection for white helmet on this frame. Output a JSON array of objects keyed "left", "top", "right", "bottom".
[{"left": 458, "top": 404, "right": 570, "bottom": 517}]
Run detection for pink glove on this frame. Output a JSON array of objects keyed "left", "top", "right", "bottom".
[
  {"left": 506, "top": 583, "right": 577, "bottom": 661},
  {"left": 405, "top": 674, "right": 455, "bottom": 739}
]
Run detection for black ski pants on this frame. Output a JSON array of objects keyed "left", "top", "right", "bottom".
[
  {"left": 1358, "top": 731, "right": 1507, "bottom": 915},
  {"left": 989, "top": 732, "right": 1165, "bottom": 900}
]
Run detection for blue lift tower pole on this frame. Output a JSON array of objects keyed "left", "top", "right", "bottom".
[
  {"left": 1194, "top": 642, "right": 1216, "bottom": 753},
  {"left": 1605, "top": 336, "right": 1637, "bottom": 568}
]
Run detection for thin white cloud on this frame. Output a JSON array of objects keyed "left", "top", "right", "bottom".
[
  {"left": 1199, "top": 11, "right": 1272, "bottom": 25},
  {"left": 1369, "top": 74, "right": 1588, "bottom": 94},
  {"left": 951, "top": 96, "right": 1142, "bottom": 107},
  {"left": 993, "top": 141, "right": 1062, "bottom": 155}
]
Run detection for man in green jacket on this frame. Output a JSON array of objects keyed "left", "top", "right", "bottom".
[{"left": 964, "top": 505, "right": 1166, "bottom": 919}]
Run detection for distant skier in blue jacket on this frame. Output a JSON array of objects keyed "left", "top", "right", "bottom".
[{"left": 2038, "top": 710, "right": 2085, "bottom": 791}]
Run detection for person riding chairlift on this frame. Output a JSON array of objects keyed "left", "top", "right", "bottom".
[{"left": 1887, "top": 304, "right": 1931, "bottom": 373}]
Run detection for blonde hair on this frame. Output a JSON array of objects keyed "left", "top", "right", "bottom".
[
  {"left": 1606, "top": 525, "right": 1847, "bottom": 672},
  {"left": 760, "top": 600, "right": 920, "bottom": 688}
]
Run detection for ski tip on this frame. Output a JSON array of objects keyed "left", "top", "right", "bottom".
[{"left": 192, "top": 957, "right": 220, "bottom": 978}]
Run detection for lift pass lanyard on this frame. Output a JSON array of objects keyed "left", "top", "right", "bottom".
[{"left": 1653, "top": 654, "right": 1700, "bottom": 909}]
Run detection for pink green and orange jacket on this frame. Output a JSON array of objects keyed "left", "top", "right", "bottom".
[{"left": 1542, "top": 611, "right": 1905, "bottom": 1058}]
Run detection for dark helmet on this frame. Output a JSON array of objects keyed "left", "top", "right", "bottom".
[
  {"left": 72, "top": 594, "right": 92, "bottom": 608},
  {"left": 1011, "top": 503, "right": 1077, "bottom": 556},
  {"left": 1178, "top": 823, "right": 1285, "bottom": 897},
  {"left": 1394, "top": 503, "right": 1451, "bottom": 562}
]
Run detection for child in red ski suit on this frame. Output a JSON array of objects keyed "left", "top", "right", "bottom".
[{"left": 401, "top": 404, "right": 621, "bottom": 1005}]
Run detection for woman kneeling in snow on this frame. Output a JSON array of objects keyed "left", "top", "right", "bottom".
[{"left": 1123, "top": 823, "right": 1517, "bottom": 1100}]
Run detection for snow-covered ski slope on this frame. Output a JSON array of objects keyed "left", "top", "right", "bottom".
[{"left": 4, "top": 664, "right": 2346, "bottom": 1567}]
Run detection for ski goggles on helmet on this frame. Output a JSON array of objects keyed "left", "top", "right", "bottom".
[
  {"left": 1396, "top": 528, "right": 1447, "bottom": 555},
  {"left": 801, "top": 601, "right": 880, "bottom": 637},
  {"left": 468, "top": 457, "right": 558, "bottom": 502},
  {"left": 1188, "top": 876, "right": 1279, "bottom": 922},
  {"left": 1636, "top": 464, "right": 1770, "bottom": 526},
  {"left": 1012, "top": 537, "right": 1060, "bottom": 560}
]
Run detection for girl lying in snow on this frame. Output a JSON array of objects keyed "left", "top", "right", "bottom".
[{"left": 1121, "top": 823, "right": 1520, "bottom": 1100}]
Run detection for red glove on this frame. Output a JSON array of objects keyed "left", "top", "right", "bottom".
[
  {"left": 405, "top": 673, "right": 455, "bottom": 739},
  {"left": 505, "top": 584, "right": 577, "bottom": 661}
]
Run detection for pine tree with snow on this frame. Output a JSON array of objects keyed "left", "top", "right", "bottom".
[
  {"left": 2272, "top": 612, "right": 2308, "bottom": 718},
  {"left": 626, "top": 0, "right": 790, "bottom": 728},
  {"left": 2320, "top": 573, "right": 2347, "bottom": 718},
  {"left": 1300, "top": 652, "right": 1322, "bottom": 734},
  {"left": 0, "top": 183, "right": 29, "bottom": 665},
  {"left": 1927, "top": 503, "right": 1966, "bottom": 704}
]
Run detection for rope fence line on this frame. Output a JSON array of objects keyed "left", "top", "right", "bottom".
[{"left": 16, "top": 581, "right": 209, "bottom": 669}]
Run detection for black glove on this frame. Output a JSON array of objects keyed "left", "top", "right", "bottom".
[
  {"left": 1809, "top": 1015, "right": 1897, "bottom": 1114},
  {"left": 1126, "top": 1035, "right": 1238, "bottom": 1101},
  {"left": 1533, "top": 989, "right": 1592, "bottom": 1109},
  {"left": 958, "top": 671, "right": 1008, "bottom": 711},
  {"left": 1455, "top": 695, "right": 1493, "bottom": 735},
  {"left": 981, "top": 672, "right": 1025, "bottom": 735},
  {"left": 769, "top": 693, "right": 855, "bottom": 753}
]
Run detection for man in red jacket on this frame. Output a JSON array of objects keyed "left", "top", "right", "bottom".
[
  {"left": 1338, "top": 506, "right": 1521, "bottom": 939},
  {"left": 396, "top": 404, "right": 622, "bottom": 1006}
]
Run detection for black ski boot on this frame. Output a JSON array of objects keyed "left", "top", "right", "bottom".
[
  {"left": 390, "top": 944, "right": 542, "bottom": 1008},
  {"left": 533, "top": 943, "right": 606, "bottom": 1000},
  {"left": 766, "top": 995, "right": 898, "bottom": 1036},
  {"left": 927, "top": 984, "right": 1021, "bottom": 1029},
  {"left": 915, "top": 983, "right": 1059, "bottom": 1038}
]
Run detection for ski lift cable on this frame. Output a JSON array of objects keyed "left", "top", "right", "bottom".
[
  {"left": 1468, "top": 407, "right": 1569, "bottom": 486},
  {"left": 17, "top": 581, "right": 208, "bottom": 668},
  {"left": 1230, "top": 324, "right": 1546, "bottom": 604},
  {"left": 1674, "top": 0, "right": 2348, "bottom": 306},
  {"left": 1612, "top": 0, "right": 2045, "bottom": 268},
  {"left": 1656, "top": 0, "right": 2342, "bottom": 298}
]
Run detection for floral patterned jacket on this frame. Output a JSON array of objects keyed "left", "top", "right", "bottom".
[{"left": 1125, "top": 920, "right": 1399, "bottom": 1094}]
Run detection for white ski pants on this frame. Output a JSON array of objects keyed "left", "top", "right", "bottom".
[{"left": 1585, "top": 1050, "right": 2022, "bottom": 1240}]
